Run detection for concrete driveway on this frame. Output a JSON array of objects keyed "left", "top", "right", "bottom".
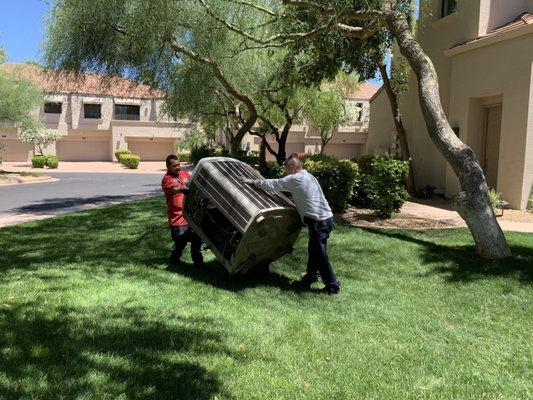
[
  {"left": 1, "top": 161, "right": 169, "bottom": 174},
  {"left": 0, "top": 172, "right": 165, "bottom": 227}
]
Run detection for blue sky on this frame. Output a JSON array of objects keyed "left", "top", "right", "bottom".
[
  {"left": 0, "top": 0, "right": 417, "bottom": 85},
  {"left": 0, "top": 0, "right": 50, "bottom": 63}
]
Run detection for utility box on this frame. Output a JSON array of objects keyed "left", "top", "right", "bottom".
[{"left": 183, "top": 157, "right": 302, "bottom": 275}]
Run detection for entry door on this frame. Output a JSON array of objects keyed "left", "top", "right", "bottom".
[{"left": 482, "top": 105, "right": 502, "bottom": 189}]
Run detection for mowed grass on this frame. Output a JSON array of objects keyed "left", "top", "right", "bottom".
[{"left": 0, "top": 197, "right": 531, "bottom": 400}]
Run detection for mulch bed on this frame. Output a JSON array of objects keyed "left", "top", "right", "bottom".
[{"left": 335, "top": 206, "right": 454, "bottom": 230}]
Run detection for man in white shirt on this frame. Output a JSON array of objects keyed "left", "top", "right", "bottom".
[{"left": 243, "top": 155, "right": 340, "bottom": 294}]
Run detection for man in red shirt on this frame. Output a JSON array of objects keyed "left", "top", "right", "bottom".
[{"left": 162, "top": 154, "right": 204, "bottom": 267}]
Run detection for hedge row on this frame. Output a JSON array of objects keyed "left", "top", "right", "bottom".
[
  {"left": 31, "top": 155, "right": 59, "bottom": 169},
  {"left": 184, "top": 145, "right": 410, "bottom": 218},
  {"left": 120, "top": 154, "right": 140, "bottom": 169}
]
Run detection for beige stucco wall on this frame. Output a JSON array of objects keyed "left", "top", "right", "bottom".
[
  {"left": 447, "top": 33, "right": 533, "bottom": 208},
  {"left": 0, "top": 90, "right": 192, "bottom": 161},
  {"left": 524, "top": 61, "right": 533, "bottom": 209},
  {"left": 367, "top": 0, "right": 533, "bottom": 207},
  {"left": 366, "top": 89, "right": 395, "bottom": 155}
]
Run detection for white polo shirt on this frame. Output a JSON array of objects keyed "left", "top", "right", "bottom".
[{"left": 252, "top": 169, "right": 333, "bottom": 221}]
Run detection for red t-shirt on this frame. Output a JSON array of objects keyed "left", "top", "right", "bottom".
[{"left": 162, "top": 170, "right": 191, "bottom": 226}]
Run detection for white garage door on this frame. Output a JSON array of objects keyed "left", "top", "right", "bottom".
[
  {"left": 56, "top": 139, "right": 111, "bottom": 161},
  {"left": 324, "top": 144, "right": 363, "bottom": 160},
  {"left": 0, "top": 139, "right": 34, "bottom": 162},
  {"left": 127, "top": 140, "right": 175, "bottom": 161}
]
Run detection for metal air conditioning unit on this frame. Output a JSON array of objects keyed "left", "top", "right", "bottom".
[{"left": 183, "top": 157, "right": 302, "bottom": 275}]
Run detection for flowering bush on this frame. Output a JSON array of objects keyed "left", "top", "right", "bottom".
[{"left": 18, "top": 128, "right": 61, "bottom": 155}]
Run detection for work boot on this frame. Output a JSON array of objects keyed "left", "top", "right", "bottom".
[{"left": 299, "top": 272, "right": 320, "bottom": 285}]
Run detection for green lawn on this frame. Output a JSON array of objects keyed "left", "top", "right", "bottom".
[{"left": 0, "top": 197, "right": 531, "bottom": 400}]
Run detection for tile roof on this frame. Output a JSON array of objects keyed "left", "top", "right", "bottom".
[
  {"left": 1, "top": 63, "right": 164, "bottom": 99},
  {"left": 345, "top": 82, "right": 381, "bottom": 100},
  {"left": 453, "top": 12, "right": 533, "bottom": 48}
]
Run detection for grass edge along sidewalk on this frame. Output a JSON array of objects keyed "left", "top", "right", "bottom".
[{"left": 0, "top": 197, "right": 531, "bottom": 399}]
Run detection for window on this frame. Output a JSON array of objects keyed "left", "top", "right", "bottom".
[
  {"left": 114, "top": 104, "right": 140, "bottom": 120},
  {"left": 84, "top": 103, "right": 102, "bottom": 119},
  {"left": 356, "top": 103, "right": 364, "bottom": 122},
  {"left": 44, "top": 102, "right": 62, "bottom": 114},
  {"left": 442, "top": 0, "right": 457, "bottom": 17}
]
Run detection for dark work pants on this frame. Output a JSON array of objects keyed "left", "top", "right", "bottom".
[
  {"left": 304, "top": 216, "right": 340, "bottom": 289},
  {"left": 170, "top": 225, "right": 203, "bottom": 265}
]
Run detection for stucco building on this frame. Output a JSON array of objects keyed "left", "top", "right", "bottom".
[
  {"left": 220, "top": 82, "right": 380, "bottom": 160},
  {"left": 0, "top": 64, "right": 192, "bottom": 162},
  {"left": 367, "top": 0, "right": 533, "bottom": 209}
]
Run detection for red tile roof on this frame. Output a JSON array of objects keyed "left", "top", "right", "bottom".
[
  {"left": 345, "top": 82, "right": 381, "bottom": 100},
  {"left": 1, "top": 63, "right": 164, "bottom": 99},
  {"left": 453, "top": 12, "right": 533, "bottom": 48}
]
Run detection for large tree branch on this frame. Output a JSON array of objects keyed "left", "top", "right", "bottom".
[
  {"left": 166, "top": 36, "right": 258, "bottom": 135},
  {"left": 282, "top": 0, "right": 384, "bottom": 20},
  {"left": 258, "top": 114, "right": 280, "bottom": 141},
  {"left": 198, "top": 0, "right": 336, "bottom": 45},
  {"left": 336, "top": 22, "right": 381, "bottom": 38},
  {"left": 227, "top": 0, "right": 277, "bottom": 17}
]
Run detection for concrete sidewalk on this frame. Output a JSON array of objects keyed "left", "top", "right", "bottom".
[
  {"left": 2, "top": 161, "right": 175, "bottom": 174},
  {"left": 401, "top": 200, "right": 533, "bottom": 233}
]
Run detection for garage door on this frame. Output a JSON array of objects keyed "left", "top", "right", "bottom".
[
  {"left": 127, "top": 140, "right": 175, "bottom": 161},
  {"left": 324, "top": 144, "right": 363, "bottom": 160},
  {"left": 0, "top": 139, "right": 34, "bottom": 162},
  {"left": 56, "top": 139, "right": 111, "bottom": 161}
]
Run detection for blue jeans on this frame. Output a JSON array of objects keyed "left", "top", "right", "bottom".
[
  {"left": 304, "top": 216, "right": 340, "bottom": 289},
  {"left": 170, "top": 225, "right": 203, "bottom": 265}
]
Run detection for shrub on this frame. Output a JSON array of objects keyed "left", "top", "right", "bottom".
[
  {"left": 177, "top": 151, "right": 190, "bottom": 163},
  {"left": 31, "top": 155, "right": 47, "bottom": 168},
  {"left": 115, "top": 149, "right": 131, "bottom": 162},
  {"left": 362, "top": 155, "right": 410, "bottom": 218},
  {"left": 238, "top": 153, "right": 259, "bottom": 165},
  {"left": 302, "top": 157, "right": 359, "bottom": 213},
  {"left": 121, "top": 154, "right": 140, "bottom": 169},
  {"left": 301, "top": 153, "right": 336, "bottom": 163},
  {"left": 260, "top": 162, "right": 284, "bottom": 179},
  {"left": 0, "top": 143, "right": 4, "bottom": 164},
  {"left": 351, "top": 155, "right": 376, "bottom": 176},
  {"left": 190, "top": 144, "right": 215, "bottom": 165},
  {"left": 487, "top": 187, "right": 501, "bottom": 212},
  {"left": 46, "top": 155, "right": 59, "bottom": 169},
  {"left": 214, "top": 147, "right": 230, "bottom": 157}
]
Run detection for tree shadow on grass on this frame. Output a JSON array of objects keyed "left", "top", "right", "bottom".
[
  {"left": 0, "top": 197, "right": 311, "bottom": 293},
  {"left": 358, "top": 227, "right": 532, "bottom": 284},
  {"left": 0, "top": 303, "right": 236, "bottom": 400},
  {"left": 164, "top": 260, "right": 320, "bottom": 294},
  {"left": 11, "top": 192, "right": 161, "bottom": 214}
]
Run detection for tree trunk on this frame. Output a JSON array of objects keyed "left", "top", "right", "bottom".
[
  {"left": 229, "top": 137, "right": 241, "bottom": 158},
  {"left": 276, "top": 142, "right": 286, "bottom": 165},
  {"left": 378, "top": 62, "right": 415, "bottom": 193},
  {"left": 384, "top": 7, "right": 511, "bottom": 259},
  {"left": 319, "top": 138, "right": 326, "bottom": 155}
]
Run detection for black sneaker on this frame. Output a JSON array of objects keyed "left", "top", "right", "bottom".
[
  {"left": 194, "top": 261, "right": 206, "bottom": 268},
  {"left": 300, "top": 272, "right": 320, "bottom": 285},
  {"left": 320, "top": 285, "right": 340, "bottom": 295}
]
